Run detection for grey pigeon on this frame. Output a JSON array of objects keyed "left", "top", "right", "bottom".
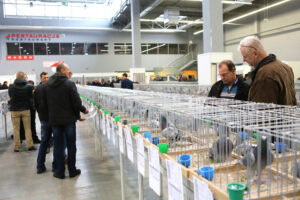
[
  {"left": 239, "top": 136, "right": 274, "bottom": 178},
  {"left": 148, "top": 120, "right": 160, "bottom": 129},
  {"left": 161, "top": 125, "right": 192, "bottom": 146},
  {"left": 209, "top": 137, "right": 234, "bottom": 162}
]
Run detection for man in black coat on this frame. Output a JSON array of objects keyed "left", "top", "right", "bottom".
[
  {"left": 8, "top": 71, "right": 35, "bottom": 152},
  {"left": 208, "top": 60, "right": 249, "bottom": 101},
  {"left": 43, "top": 63, "right": 83, "bottom": 179},
  {"left": 2, "top": 81, "right": 8, "bottom": 90},
  {"left": 121, "top": 73, "right": 133, "bottom": 90}
]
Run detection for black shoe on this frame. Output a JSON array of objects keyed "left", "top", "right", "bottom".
[
  {"left": 14, "top": 149, "right": 20, "bottom": 153},
  {"left": 34, "top": 139, "right": 41, "bottom": 144},
  {"left": 28, "top": 146, "right": 37, "bottom": 151},
  {"left": 69, "top": 169, "right": 81, "bottom": 178},
  {"left": 53, "top": 173, "right": 65, "bottom": 179},
  {"left": 37, "top": 167, "right": 47, "bottom": 174}
]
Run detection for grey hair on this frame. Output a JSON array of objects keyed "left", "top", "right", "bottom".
[{"left": 238, "top": 36, "right": 266, "bottom": 54}]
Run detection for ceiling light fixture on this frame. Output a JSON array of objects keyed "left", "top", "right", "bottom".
[
  {"left": 123, "top": 29, "right": 186, "bottom": 33},
  {"left": 193, "top": 0, "right": 291, "bottom": 35},
  {"left": 186, "top": 0, "right": 252, "bottom": 5}
]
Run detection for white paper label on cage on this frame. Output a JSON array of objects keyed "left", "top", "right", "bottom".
[
  {"left": 137, "top": 136, "right": 145, "bottom": 176},
  {"left": 125, "top": 128, "right": 134, "bottom": 163},
  {"left": 118, "top": 124, "right": 124, "bottom": 154},
  {"left": 102, "top": 113, "right": 106, "bottom": 136},
  {"left": 193, "top": 176, "right": 213, "bottom": 200},
  {"left": 166, "top": 159, "right": 184, "bottom": 200},
  {"left": 148, "top": 145, "right": 160, "bottom": 196},
  {"left": 110, "top": 119, "right": 115, "bottom": 145}
]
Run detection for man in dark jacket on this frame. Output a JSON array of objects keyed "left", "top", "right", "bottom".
[
  {"left": 121, "top": 73, "right": 133, "bottom": 90},
  {"left": 35, "top": 72, "right": 53, "bottom": 173},
  {"left": 239, "top": 36, "right": 296, "bottom": 105},
  {"left": 208, "top": 60, "right": 249, "bottom": 101},
  {"left": 8, "top": 71, "right": 35, "bottom": 152},
  {"left": 2, "top": 81, "right": 8, "bottom": 90},
  {"left": 44, "top": 63, "right": 83, "bottom": 179}
]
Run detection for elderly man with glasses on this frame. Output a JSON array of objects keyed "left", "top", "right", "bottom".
[
  {"left": 239, "top": 36, "right": 296, "bottom": 105},
  {"left": 208, "top": 59, "right": 249, "bottom": 100}
]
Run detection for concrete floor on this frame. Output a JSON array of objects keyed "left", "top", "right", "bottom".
[{"left": 0, "top": 119, "right": 163, "bottom": 200}]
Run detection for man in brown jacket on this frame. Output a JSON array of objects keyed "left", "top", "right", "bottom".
[{"left": 239, "top": 36, "right": 296, "bottom": 105}]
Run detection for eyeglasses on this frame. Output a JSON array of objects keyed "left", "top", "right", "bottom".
[{"left": 218, "top": 72, "right": 230, "bottom": 77}]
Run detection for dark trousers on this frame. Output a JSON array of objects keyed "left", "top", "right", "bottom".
[
  {"left": 52, "top": 122, "right": 77, "bottom": 176},
  {"left": 37, "top": 121, "right": 54, "bottom": 170}
]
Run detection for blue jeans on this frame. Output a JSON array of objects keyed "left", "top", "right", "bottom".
[
  {"left": 52, "top": 122, "right": 77, "bottom": 176},
  {"left": 37, "top": 121, "right": 54, "bottom": 170}
]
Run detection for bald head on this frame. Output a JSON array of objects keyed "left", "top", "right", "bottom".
[
  {"left": 56, "top": 63, "right": 70, "bottom": 77},
  {"left": 16, "top": 71, "right": 25, "bottom": 79},
  {"left": 239, "top": 36, "right": 268, "bottom": 67}
]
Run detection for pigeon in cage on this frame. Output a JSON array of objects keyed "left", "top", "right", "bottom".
[
  {"left": 161, "top": 124, "right": 192, "bottom": 146},
  {"left": 209, "top": 137, "right": 234, "bottom": 163},
  {"left": 239, "top": 136, "right": 274, "bottom": 182}
]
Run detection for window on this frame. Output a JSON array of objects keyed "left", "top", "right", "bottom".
[
  {"left": 97, "top": 43, "right": 108, "bottom": 54},
  {"left": 73, "top": 43, "right": 84, "bottom": 55},
  {"left": 148, "top": 43, "right": 158, "bottom": 54},
  {"left": 114, "top": 43, "right": 125, "bottom": 55},
  {"left": 169, "top": 44, "right": 178, "bottom": 54},
  {"left": 34, "top": 43, "right": 47, "bottom": 55},
  {"left": 158, "top": 43, "right": 168, "bottom": 54},
  {"left": 141, "top": 43, "right": 148, "bottom": 54},
  {"left": 20, "top": 43, "right": 34, "bottom": 55},
  {"left": 47, "top": 43, "right": 60, "bottom": 55},
  {"left": 124, "top": 43, "right": 132, "bottom": 55},
  {"left": 85, "top": 43, "right": 96, "bottom": 55},
  {"left": 179, "top": 44, "right": 188, "bottom": 54},
  {"left": 60, "top": 43, "right": 72, "bottom": 55},
  {"left": 7, "top": 42, "right": 20, "bottom": 55}
]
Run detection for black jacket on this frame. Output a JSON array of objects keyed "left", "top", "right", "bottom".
[
  {"left": 121, "top": 78, "right": 133, "bottom": 90},
  {"left": 44, "top": 73, "right": 82, "bottom": 126},
  {"left": 8, "top": 79, "right": 33, "bottom": 111},
  {"left": 2, "top": 84, "right": 8, "bottom": 90},
  {"left": 34, "top": 83, "right": 48, "bottom": 121},
  {"left": 208, "top": 77, "right": 249, "bottom": 101}
]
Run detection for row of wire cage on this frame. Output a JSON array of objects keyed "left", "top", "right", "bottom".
[{"left": 78, "top": 85, "right": 300, "bottom": 200}]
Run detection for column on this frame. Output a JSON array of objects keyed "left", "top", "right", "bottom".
[{"left": 202, "top": 0, "right": 224, "bottom": 52}]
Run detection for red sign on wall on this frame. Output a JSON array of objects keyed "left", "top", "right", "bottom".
[{"left": 6, "top": 55, "right": 34, "bottom": 61}]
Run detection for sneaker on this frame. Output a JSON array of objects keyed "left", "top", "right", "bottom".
[
  {"left": 37, "top": 167, "right": 46, "bottom": 174},
  {"left": 14, "top": 149, "right": 20, "bottom": 153},
  {"left": 69, "top": 169, "right": 81, "bottom": 178},
  {"left": 53, "top": 173, "right": 65, "bottom": 179},
  {"left": 28, "top": 146, "right": 37, "bottom": 151}
]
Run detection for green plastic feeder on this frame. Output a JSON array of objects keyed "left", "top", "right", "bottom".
[
  {"left": 227, "top": 183, "right": 246, "bottom": 200},
  {"left": 93, "top": 102, "right": 96, "bottom": 106},
  {"left": 104, "top": 110, "right": 108, "bottom": 114},
  {"left": 131, "top": 125, "right": 139, "bottom": 133},
  {"left": 158, "top": 143, "right": 168, "bottom": 153},
  {"left": 97, "top": 105, "right": 101, "bottom": 109},
  {"left": 204, "top": 119, "right": 212, "bottom": 126},
  {"left": 114, "top": 116, "right": 120, "bottom": 122}
]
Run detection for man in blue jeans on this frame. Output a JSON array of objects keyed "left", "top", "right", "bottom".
[
  {"left": 35, "top": 72, "right": 55, "bottom": 173},
  {"left": 43, "top": 63, "right": 84, "bottom": 179}
]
